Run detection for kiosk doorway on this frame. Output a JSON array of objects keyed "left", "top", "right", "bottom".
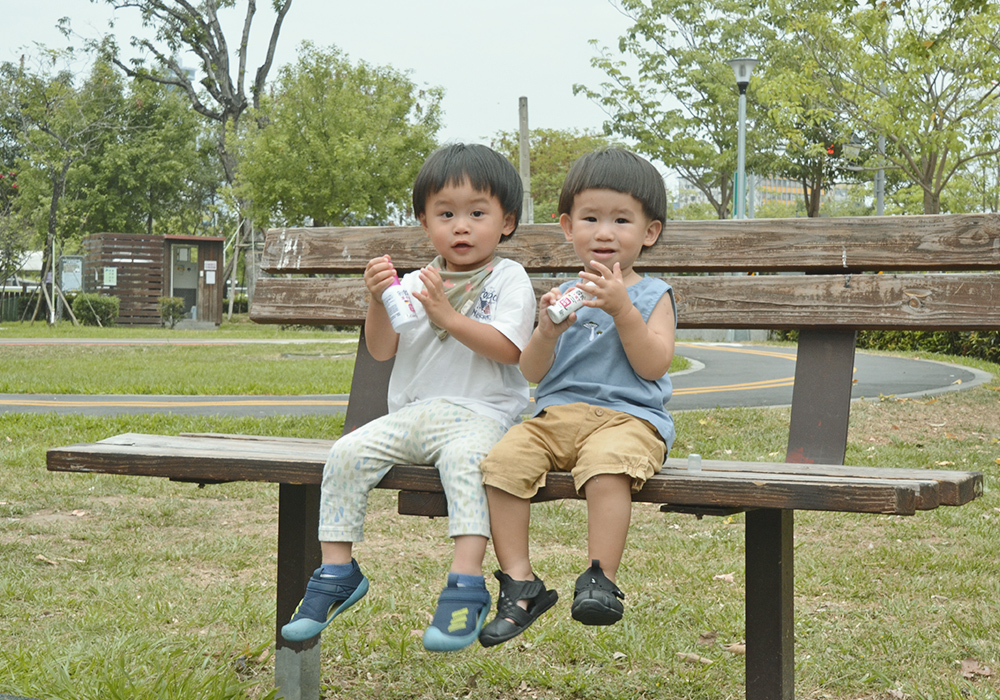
[{"left": 170, "top": 244, "right": 199, "bottom": 319}]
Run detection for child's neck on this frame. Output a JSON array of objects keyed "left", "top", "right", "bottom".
[{"left": 621, "top": 268, "right": 642, "bottom": 286}]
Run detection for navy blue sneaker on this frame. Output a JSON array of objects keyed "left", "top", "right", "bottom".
[
  {"left": 280, "top": 560, "right": 369, "bottom": 642},
  {"left": 422, "top": 574, "right": 491, "bottom": 652}
]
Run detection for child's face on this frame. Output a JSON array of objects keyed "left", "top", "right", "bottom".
[
  {"left": 418, "top": 178, "right": 515, "bottom": 272},
  {"left": 559, "top": 188, "right": 662, "bottom": 282}
]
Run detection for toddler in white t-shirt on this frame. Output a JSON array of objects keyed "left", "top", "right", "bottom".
[{"left": 280, "top": 143, "right": 536, "bottom": 653}]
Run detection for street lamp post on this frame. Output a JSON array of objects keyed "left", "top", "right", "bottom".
[
  {"left": 875, "top": 134, "right": 885, "bottom": 216},
  {"left": 727, "top": 58, "right": 757, "bottom": 220}
]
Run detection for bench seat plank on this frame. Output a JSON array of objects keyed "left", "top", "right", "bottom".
[
  {"left": 46, "top": 433, "right": 984, "bottom": 516},
  {"left": 175, "top": 433, "right": 983, "bottom": 506}
]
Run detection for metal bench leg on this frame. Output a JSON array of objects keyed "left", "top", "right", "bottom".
[
  {"left": 746, "top": 508, "right": 794, "bottom": 700},
  {"left": 275, "top": 483, "right": 322, "bottom": 700}
]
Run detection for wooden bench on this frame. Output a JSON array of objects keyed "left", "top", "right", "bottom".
[{"left": 47, "top": 213, "right": 998, "bottom": 700}]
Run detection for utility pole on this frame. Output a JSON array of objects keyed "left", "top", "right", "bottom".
[{"left": 518, "top": 97, "right": 533, "bottom": 224}]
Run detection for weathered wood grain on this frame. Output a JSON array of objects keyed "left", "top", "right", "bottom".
[
  {"left": 46, "top": 433, "right": 983, "bottom": 516},
  {"left": 250, "top": 272, "right": 1000, "bottom": 331},
  {"left": 261, "top": 213, "right": 1000, "bottom": 274}
]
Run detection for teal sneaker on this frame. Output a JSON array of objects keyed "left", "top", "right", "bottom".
[
  {"left": 422, "top": 574, "right": 491, "bottom": 652},
  {"left": 280, "top": 560, "right": 369, "bottom": 642}
]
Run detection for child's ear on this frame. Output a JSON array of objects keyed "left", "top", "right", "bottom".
[
  {"left": 418, "top": 213, "right": 429, "bottom": 232},
  {"left": 643, "top": 219, "right": 663, "bottom": 247},
  {"left": 559, "top": 213, "right": 573, "bottom": 242},
  {"left": 502, "top": 211, "right": 516, "bottom": 237}
]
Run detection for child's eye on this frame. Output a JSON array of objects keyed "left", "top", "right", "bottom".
[
  {"left": 441, "top": 211, "right": 454, "bottom": 218},
  {"left": 471, "top": 210, "right": 485, "bottom": 218},
  {"left": 583, "top": 216, "right": 598, "bottom": 222},
  {"left": 616, "top": 217, "right": 630, "bottom": 224}
]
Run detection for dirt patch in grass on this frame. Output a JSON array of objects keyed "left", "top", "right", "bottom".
[{"left": 851, "top": 389, "right": 1000, "bottom": 447}]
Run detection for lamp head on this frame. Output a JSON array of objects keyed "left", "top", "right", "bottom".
[
  {"left": 727, "top": 57, "right": 758, "bottom": 93},
  {"left": 843, "top": 133, "right": 863, "bottom": 161}
]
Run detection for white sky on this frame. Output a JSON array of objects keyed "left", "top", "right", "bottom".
[{"left": 1, "top": 0, "right": 638, "bottom": 146}]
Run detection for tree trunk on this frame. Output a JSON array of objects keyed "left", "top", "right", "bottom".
[
  {"left": 42, "top": 158, "right": 73, "bottom": 324},
  {"left": 924, "top": 189, "right": 940, "bottom": 215}
]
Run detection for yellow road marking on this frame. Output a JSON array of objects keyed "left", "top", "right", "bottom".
[{"left": 674, "top": 377, "right": 795, "bottom": 395}]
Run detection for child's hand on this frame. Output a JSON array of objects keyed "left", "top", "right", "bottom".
[
  {"left": 536, "top": 287, "right": 574, "bottom": 338},
  {"left": 580, "top": 261, "right": 633, "bottom": 319},
  {"left": 413, "top": 265, "right": 456, "bottom": 328},
  {"left": 365, "top": 255, "right": 397, "bottom": 300}
]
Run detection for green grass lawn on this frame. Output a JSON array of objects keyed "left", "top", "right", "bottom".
[
  {"left": 0, "top": 325, "right": 997, "bottom": 699},
  {"left": 0, "top": 316, "right": 346, "bottom": 340},
  {"left": 0, "top": 319, "right": 689, "bottom": 395}
]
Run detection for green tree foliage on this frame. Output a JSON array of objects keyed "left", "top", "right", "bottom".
[
  {"left": 581, "top": 0, "right": 1000, "bottom": 218},
  {"left": 0, "top": 169, "right": 27, "bottom": 288},
  {"left": 575, "top": 0, "right": 750, "bottom": 219},
  {"left": 490, "top": 128, "right": 620, "bottom": 222},
  {"left": 65, "top": 67, "right": 220, "bottom": 237},
  {"left": 237, "top": 43, "right": 442, "bottom": 228},
  {"left": 580, "top": 0, "right": 867, "bottom": 220},
  {"left": 94, "top": 0, "right": 293, "bottom": 189},
  {"left": 790, "top": 0, "right": 1000, "bottom": 214},
  {"left": 0, "top": 50, "right": 122, "bottom": 296},
  {"left": 942, "top": 151, "right": 1000, "bottom": 213},
  {"left": 93, "top": 0, "right": 295, "bottom": 299},
  {"left": 2, "top": 57, "right": 220, "bottom": 254},
  {"left": 751, "top": 0, "right": 862, "bottom": 218}
]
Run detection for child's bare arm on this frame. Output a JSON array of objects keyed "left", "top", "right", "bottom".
[
  {"left": 613, "top": 296, "right": 675, "bottom": 380},
  {"left": 412, "top": 265, "right": 521, "bottom": 365},
  {"left": 519, "top": 287, "right": 567, "bottom": 383},
  {"left": 580, "top": 261, "right": 675, "bottom": 381},
  {"left": 364, "top": 256, "right": 400, "bottom": 361}
]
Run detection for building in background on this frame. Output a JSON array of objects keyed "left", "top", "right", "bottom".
[{"left": 82, "top": 233, "right": 225, "bottom": 326}]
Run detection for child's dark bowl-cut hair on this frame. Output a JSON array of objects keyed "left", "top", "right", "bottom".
[
  {"left": 558, "top": 148, "right": 666, "bottom": 226},
  {"left": 413, "top": 143, "right": 523, "bottom": 240}
]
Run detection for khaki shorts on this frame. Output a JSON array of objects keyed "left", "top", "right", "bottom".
[{"left": 481, "top": 402, "right": 666, "bottom": 498}]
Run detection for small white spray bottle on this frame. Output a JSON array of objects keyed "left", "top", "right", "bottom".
[
  {"left": 381, "top": 272, "right": 420, "bottom": 333},
  {"left": 547, "top": 284, "right": 595, "bottom": 324}
]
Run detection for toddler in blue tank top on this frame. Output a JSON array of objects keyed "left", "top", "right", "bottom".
[{"left": 479, "top": 148, "right": 676, "bottom": 646}]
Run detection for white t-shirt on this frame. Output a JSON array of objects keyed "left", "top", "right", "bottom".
[{"left": 388, "top": 258, "right": 536, "bottom": 429}]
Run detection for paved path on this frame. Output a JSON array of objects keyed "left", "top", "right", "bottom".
[
  {"left": 670, "top": 343, "right": 988, "bottom": 410},
  {"left": 0, "top": 341, "right": 989, "bottom": 417}
]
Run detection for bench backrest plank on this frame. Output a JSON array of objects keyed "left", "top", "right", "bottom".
[
  {"left": 260, "top": 214, "right": 1000, "bottom": 273},
  {"left": 250, "top": 272, "right": 1000, "bottom": 330},
  {"left": 253, "top": 215, "right": 1000, "bottom": 331}
]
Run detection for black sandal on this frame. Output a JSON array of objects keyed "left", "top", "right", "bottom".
[
  {"left": 479, "top": 571, "right": 559, "bottom": 647},
  {"left": 571, "top": 559, "right": 625, "bottom": 626}
]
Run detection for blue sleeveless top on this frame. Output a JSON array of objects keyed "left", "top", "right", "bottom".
[{"left": 534, "top": 276, "right": 675, "bottom": 450}]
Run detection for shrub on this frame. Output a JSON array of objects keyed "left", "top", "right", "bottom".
[
  {"left": 71, "top": 293, "right": 119, "bottom": 327},
  {"left": 222, "top": 293, "right": 248, "bottom": 314},
  {"left": 158, "top": 296, "right": 186, "bottom": 329},
  {"left": 17, "top": 294, "right": 35, "bottom": 320},
  {"left": 858, "top": 329, "right": 1000, "bottom": 363},
  {"left": 772, "top": 329, "right": 1000, "bottom": 363}
]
